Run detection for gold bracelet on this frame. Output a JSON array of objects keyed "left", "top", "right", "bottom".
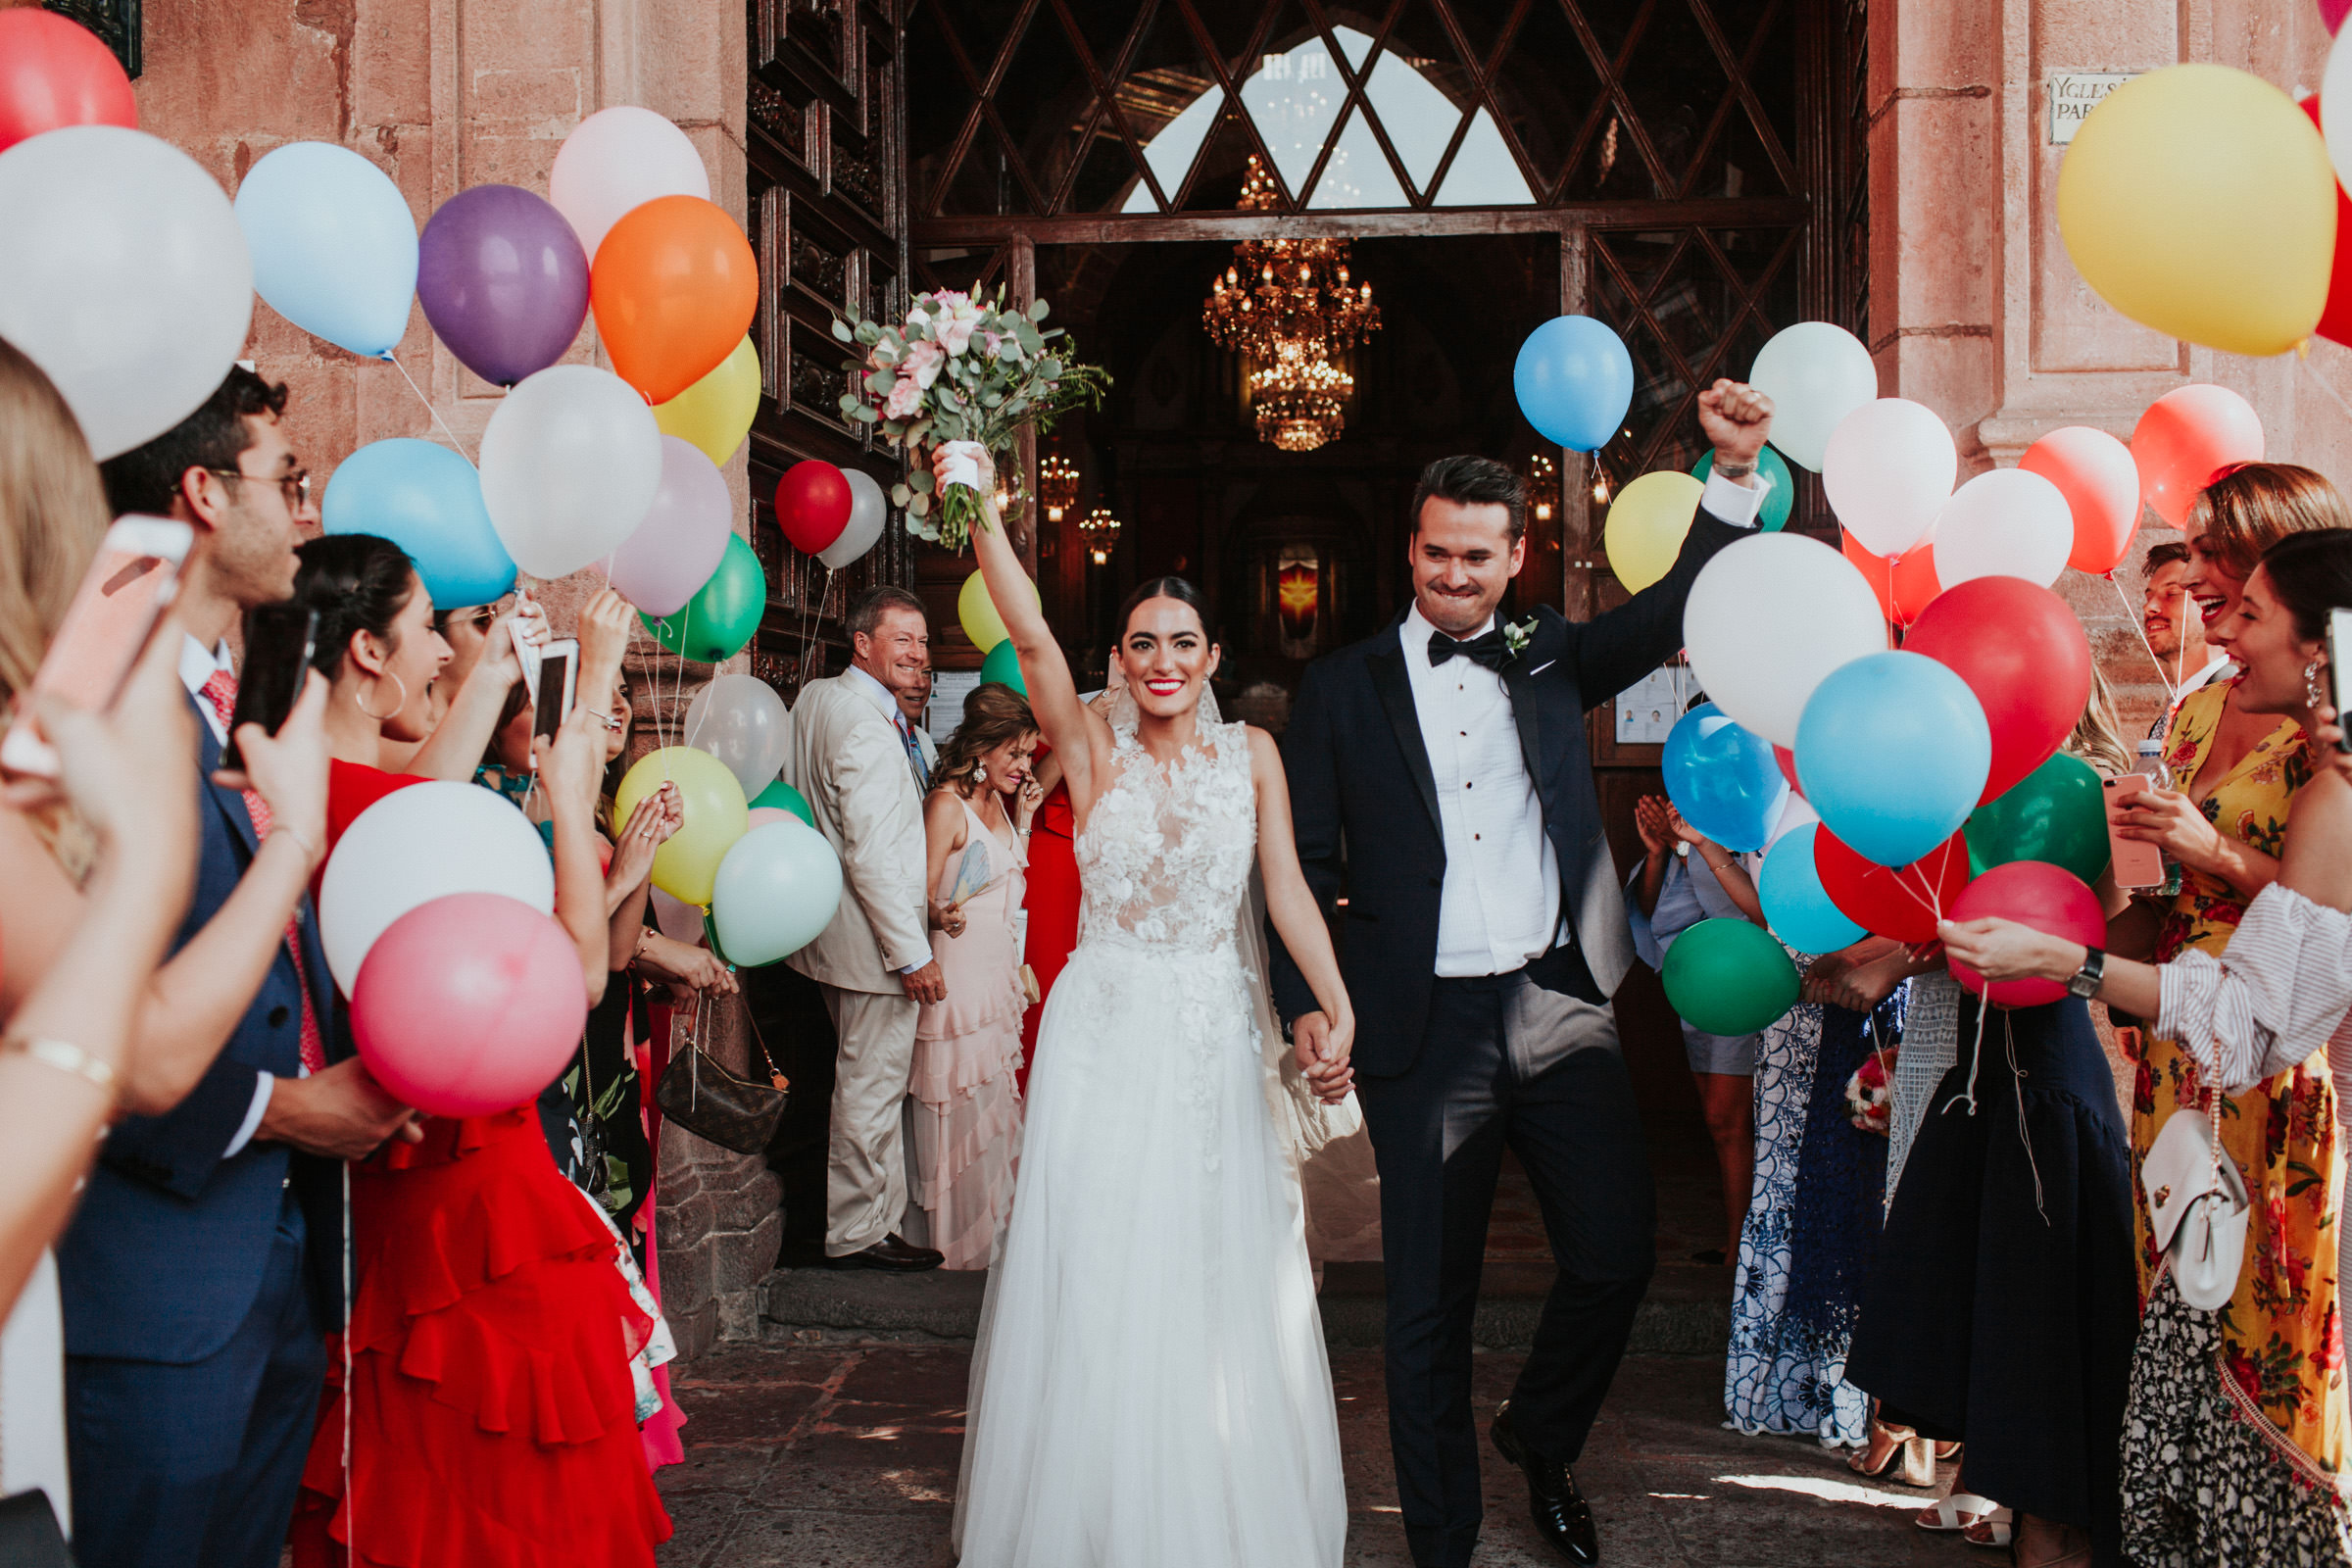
[{"left": 5, "top": 1035, "right": 117, "bottom": 1092}]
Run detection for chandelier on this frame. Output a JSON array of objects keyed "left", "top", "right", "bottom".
[
  {"left": 1201, "top": 156, "right": 1380, "bottom": 364},
  {"left": 1527, "top": 452, "right": 1557, "bottom": 522},
  {"left": 1250, "top": 345, "right": 1352, "bottom": 453},
  {"left": 1038, "top": 446, "right": 1080, "bottom": 522},
  {"left": 1079, "top": 506, "right": 1120, "bottom": 564}
]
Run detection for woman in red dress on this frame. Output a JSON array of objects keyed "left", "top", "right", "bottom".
[{"left": 272, "top": 534, "right": 670, "bottom": 1567}]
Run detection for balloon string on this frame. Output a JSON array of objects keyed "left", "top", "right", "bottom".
[
  {"left": 2110, "top": 573, "right": 2179, "bottom": 707},
  {"left": 387, "top": 352, "right": 474, "bottom": 463}
]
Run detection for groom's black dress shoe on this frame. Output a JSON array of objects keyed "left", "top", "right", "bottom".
[
  {"left": 1491, "top": 1400, "right": 1600, "bottom": 1565},
  {"left": 823, "top": 1234, "right": 944, "bottom": 1271}
]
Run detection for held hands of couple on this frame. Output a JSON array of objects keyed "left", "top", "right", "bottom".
[{"left": 1289, "top": 1010, "right": 1356, "bottom": 1105}]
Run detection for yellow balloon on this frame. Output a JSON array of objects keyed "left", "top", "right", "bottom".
[
  {"left": 2057, "top": 65, "right": 2333, "bottom": 357},
  {"left": 652, "top": 336, "right": 760, "bottom": 466},
  {"left": 957, "top": 568, "right": 1038, "bottom": 653},
  {"left": 612, "top": 746, "right": 748, "bottom": 906},
  {"left": 1602, "top": 470, "right": 1705, "bottom": 593}
]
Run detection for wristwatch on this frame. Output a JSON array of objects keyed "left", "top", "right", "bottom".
[{"left": 2067, "top": 946, "right": 2106, "bottom": 1000}]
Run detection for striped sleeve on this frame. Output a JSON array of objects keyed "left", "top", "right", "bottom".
[{"left": 2157, "top": 882, "right": 2352, "bottom": 1092}]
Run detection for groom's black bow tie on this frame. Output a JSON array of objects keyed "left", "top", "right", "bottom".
[{"left": 1429, "top": 626, "right": 1513, "bottom": 672}]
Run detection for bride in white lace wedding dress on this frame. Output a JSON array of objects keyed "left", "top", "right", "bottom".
[{"left": 951, "top": 449, "right": 1356, "bottom": 1568}]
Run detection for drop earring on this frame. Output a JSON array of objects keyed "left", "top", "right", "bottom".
[{"left": 2309, "top": 660, "right": 2329, "bottom": 709}]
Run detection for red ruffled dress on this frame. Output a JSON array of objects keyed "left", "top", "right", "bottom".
[
  {"left": 289, "top": 760, "right": 671, "bottom": 1567},
  {"left": 1016, "top": 779, "right": 1080, "bottom": 1094}
]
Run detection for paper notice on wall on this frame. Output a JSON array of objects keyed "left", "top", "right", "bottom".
[
  {"left": 928, "top": 669, "right": 981, "bottom": 744},
  {"left": 2048, "top": 74, "right": 2135, "bottom": 144},
  {"left": 1616, "top": 663, "right": 1699, "bottom": 745}
]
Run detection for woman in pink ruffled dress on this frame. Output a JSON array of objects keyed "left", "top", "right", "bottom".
[{"left": 908, "top": 682, "right": 1041, "bottom": 1269}]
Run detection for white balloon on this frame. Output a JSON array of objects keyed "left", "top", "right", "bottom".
[
  {"left": 318, "top": 782, "right": 555, "bottom": 996},
  {"left": 682, "top": 672, "right": 794, "bottom": 799},
  {"left": 648, "top": 887, "right": 710, "bottom": 947},
  {"left": 549, "top": 106, "right": 711, "bottom": 262},
  {"left": 1931, "top": 467, "right": 2076, "bottom": 589},
  {"left": 479, "top": 365, "right": 664, "bottom": 578},
  {"left": 1822, "top": 399, "right": 1957, "bottom": 559},
  {"left": 1748, "top": 321, "right": 1880, "bottom": 472},
  {"left": 1684, "top": 533, "right": 1888, "bottom": 750},
  {"left": 0, "top": 126, "right": 254, "bottom": 461},
  {"left": 819, "top": 468, "right": 889, "bottom": 569}
]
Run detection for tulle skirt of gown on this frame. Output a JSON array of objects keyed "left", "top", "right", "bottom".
[{"left": 953, "top": 932, "right": 1347, "bottom": 1567}]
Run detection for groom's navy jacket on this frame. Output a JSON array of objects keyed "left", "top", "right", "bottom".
[{"left": 1270, "top": 505, "right": 1750, "bottom": 1077}]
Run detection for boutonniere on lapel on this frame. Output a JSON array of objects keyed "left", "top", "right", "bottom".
[{"left": 1500, "top": 614, "right": 1540, "bottom": 662}]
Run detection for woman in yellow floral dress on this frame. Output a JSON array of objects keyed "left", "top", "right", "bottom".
[{"left": 2113, "top": 464, "right": 2352, "bottom": 1565}]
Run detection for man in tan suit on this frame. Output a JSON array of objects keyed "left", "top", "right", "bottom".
[{"left": 785, "top": 586, "right": 948, "bottom": 1270}]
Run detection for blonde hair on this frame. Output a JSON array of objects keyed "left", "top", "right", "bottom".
[
  {"left": 2066, "top": 662, "right": 2134, "bottom": 779},
  {"left": 0, "top": 338, "right": 110, "bottom": 710},
  {"left": 2187, "top": 464, "right": 2352, "bottom": 581}
]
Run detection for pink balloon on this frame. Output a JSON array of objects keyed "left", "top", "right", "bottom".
[
  {"left": 747, "top": 806, "right": 794, "bottom": 831},
  {"left": 2132, "top": 385, "right": 2264, "bottom": 528},
  {"left": 1945, "top": 859, "right": 2106, "bottom": 1008},
  {"left": 601, "top": 436, "right": 732, "bottom": 615},
  {"left": 351, "top": 892, "right": 587, "bottom": 1116},
  {"left": 2020, "top": 425, "right": 2141, "bottom": 576}
]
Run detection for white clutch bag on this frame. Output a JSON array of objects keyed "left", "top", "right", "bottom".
[{"left": 2143, "top": 1102, "right": 2251, "bottom": 1312}]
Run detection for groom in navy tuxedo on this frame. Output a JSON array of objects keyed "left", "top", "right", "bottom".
[{"left": 1272, "top": 382, "right": 1776, "bottom": 1567}]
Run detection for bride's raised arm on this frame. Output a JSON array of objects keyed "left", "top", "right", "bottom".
[
  {"left": 1246, "top": 727, "right": 1356, "bottom": 1102},
  {"left": 956, "top": 447, "right": 1113, "bottom": 816}
]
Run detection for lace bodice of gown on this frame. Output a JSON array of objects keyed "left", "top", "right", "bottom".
[{"left": 1073, "top": 715, "right": 1255, "bottom": 954}]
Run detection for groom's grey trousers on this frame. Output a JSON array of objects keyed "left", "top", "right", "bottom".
[{"left": 1355, "top": 967, "right": 1656, "bottom": 1568}]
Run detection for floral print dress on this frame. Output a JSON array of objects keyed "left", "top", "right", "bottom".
[{"left": 2121, "top": 679, "right": 2350, "bottom": 1564}]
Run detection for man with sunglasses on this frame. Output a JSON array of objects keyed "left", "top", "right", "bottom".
[{"left": 67, "top": 366, "right": 418, "bottom": 1568}]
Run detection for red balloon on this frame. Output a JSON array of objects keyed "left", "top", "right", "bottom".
[
  {"left": 775, "top": 460, "right": 851, "bottom": 555},
  {"left": 1840, "top": 530, "right": 1941, "bottom": 626},
  {"left": 2132, "top": 385, "right": 2263, "bottom": 528},
  {"left": 0, "top": 10, "right": 137, "bottom": 154},
  {"left": 2301, "top": 98, "right": 2352, "bottom": 348},
  {"left": 1902, "top": 577, "right": 2091, "bottom": 804},
  {"left": 2327, "top": 0, "right": 2352, "bottom": 35},
  {"left": 1815, "top": 827, "right": 1973, "bottom": 946},
  {"left": 1774, "top": 745, "right": 1801, "bottom": 796},
  {"left": 2020, "top": 425, "right": 2142, "bottom": 576},
  {"left": 352, "top": 892, "right": 588, "bottom": 1117},
  {"left": 1945, "top": 859, "right": 2106, "bottom": 1008}
]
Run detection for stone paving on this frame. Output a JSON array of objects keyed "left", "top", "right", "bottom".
[{"left": 653, "top": 1343, "right": 1981, "bottom": 1568}]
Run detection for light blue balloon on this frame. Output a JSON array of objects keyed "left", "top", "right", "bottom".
[
  {"left": 1513, "top": 315, "right": 1633, "bottom": 452},
  {"left": 321, "top": 439, "right": 514, "bottom": 609},
  {"left": 1795, "top": 651, "right": 1991, "bottom": 869},
  {"left": 710, "top": 819, "right": 844, "bottom": 967},
  {"left": 1758, "top": 822, "right": 1866, "bottom": 956},
  {"left": 233, "top": 141, "right": 418, "bottom": 359},
  {"left": 1662, "top": 702, "right": 1788, "bottom": 854}
]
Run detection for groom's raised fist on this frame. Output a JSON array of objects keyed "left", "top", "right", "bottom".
[{"left": 1696, "top": 378, "right": 1773, "bottom": 472}]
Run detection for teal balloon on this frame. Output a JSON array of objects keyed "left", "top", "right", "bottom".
[
  {"left": 1966, "top": 751, "right": 2111, "bottom": 884},
  {"left": 1795, "top": 651, "right": 1991, "bottom": 868},
  {"left": 1758, "top": 822, "right": 1866, "bottom": 956},
  {"left": 1692, "top": 446, "right": 1795, "bottom": 533},
  {"left": 322, "top": 438, "right": 514, "bottom": 608},
  {"left": 979, "top": 638, "right": 1027, "bottom": 696},
  {"left": 1662, "top": 918, "right": 1801, "bottom": 1035},
  {"left": 751, "top": 778, "right": 816, "bottom": 829},
  {"left": 710, "top": 818, "right": 844, "bottom": 966},
  {"left": 640, "top": 533, "right": 764, "bottom": 662},
  {"left": 232, "top": 141, "right": 417, "bottom": 359}
]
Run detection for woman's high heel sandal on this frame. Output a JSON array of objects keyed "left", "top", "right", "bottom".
[{"left": 1848, "top": 1418, "right": 1936, "bottom": 1486}]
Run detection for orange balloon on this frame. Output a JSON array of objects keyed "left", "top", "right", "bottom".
[
  {"left": 589, "top": 195, "right": 758, "bottom": 404},
  {"left": 1841, "top": 529, "right": 1940, "bottom": 628},
  {"left": 2020, "top": 425, "right": 2141, "bottom": 575},
  {"left": 2131, "top": 384, "right": 2265, "bottom": 528}
]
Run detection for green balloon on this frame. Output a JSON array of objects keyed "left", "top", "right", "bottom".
[
  {"left": 979, "top": 638, "right": 1027, "bottom": 696},
  {"left": 1965, "top": 751, "right": 2111, "bottom": 884},
  {"left": 1661, "top": 917, "right": 1801, "bottom": 1035},
  {"left": 639, "top": 533, "right": 765, "bottom": 662},
  {"left": 752, "top": 778, "right": 817, "bottom": 829},
  {"left": 1692, "top": 445, "right": 1796, "bottom": 533}
]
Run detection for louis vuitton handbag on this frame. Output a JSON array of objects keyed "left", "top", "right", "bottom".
[{"left": 654, "top": 996, "right": 790, "bottom": 1156}]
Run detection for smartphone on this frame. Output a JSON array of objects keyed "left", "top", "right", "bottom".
[
  {"left": 221, "top": 606, "right": 318, "bottom": 772},
  {"left": 531, "top": 638, "right": 578, "bottom": 742},
  {"left": 2104, "top": 772, "right": 2169, "bottom": 890},
  {"left": 1, "top": 515, "right": 193, "bottom": 777},
  {"left": 2330, "top": 609, "right": 2352, "bottom": 754}
]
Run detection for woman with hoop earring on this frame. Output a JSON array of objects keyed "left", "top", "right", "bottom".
[{"left": 270, "top": 533, "right": 672, "bottom": 1566}]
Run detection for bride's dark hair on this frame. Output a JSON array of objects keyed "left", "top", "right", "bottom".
[{"left": 1115, "top": 575, "right": 1212, "bottom": 641}]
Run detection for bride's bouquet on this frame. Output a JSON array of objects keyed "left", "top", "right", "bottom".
[{"left": 833, "top": 284, "right": 1108, "bottom": 552}]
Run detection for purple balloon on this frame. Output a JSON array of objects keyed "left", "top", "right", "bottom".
[
  {"left": 416, "top": 185, "right": 589, "bottom": 387},
  {"left": 603, "top": 437, "right": 734, "bottom": 615}
]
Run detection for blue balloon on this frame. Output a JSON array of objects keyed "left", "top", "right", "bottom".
[
  {"left": 1758, "top": 822, "right": 1866, "bottom": 956},
  {"left": 322, "top": 439, "right": 515, "bottom": 609},
  {"left": 1513, "top": 316, "right": 1634, "bottom": 452},
  {"left": 233, "top": 141, "right": 418, "bottom": 359},
  {"left": 1795, "top": 651, "right": 1991, "bottom": 868},
  {"left": 1662, "top": 702, "right": 1788, "bottom": 854},
  {"left": 1692, "top": 446, "right": 1797, "bottom": 533}
]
